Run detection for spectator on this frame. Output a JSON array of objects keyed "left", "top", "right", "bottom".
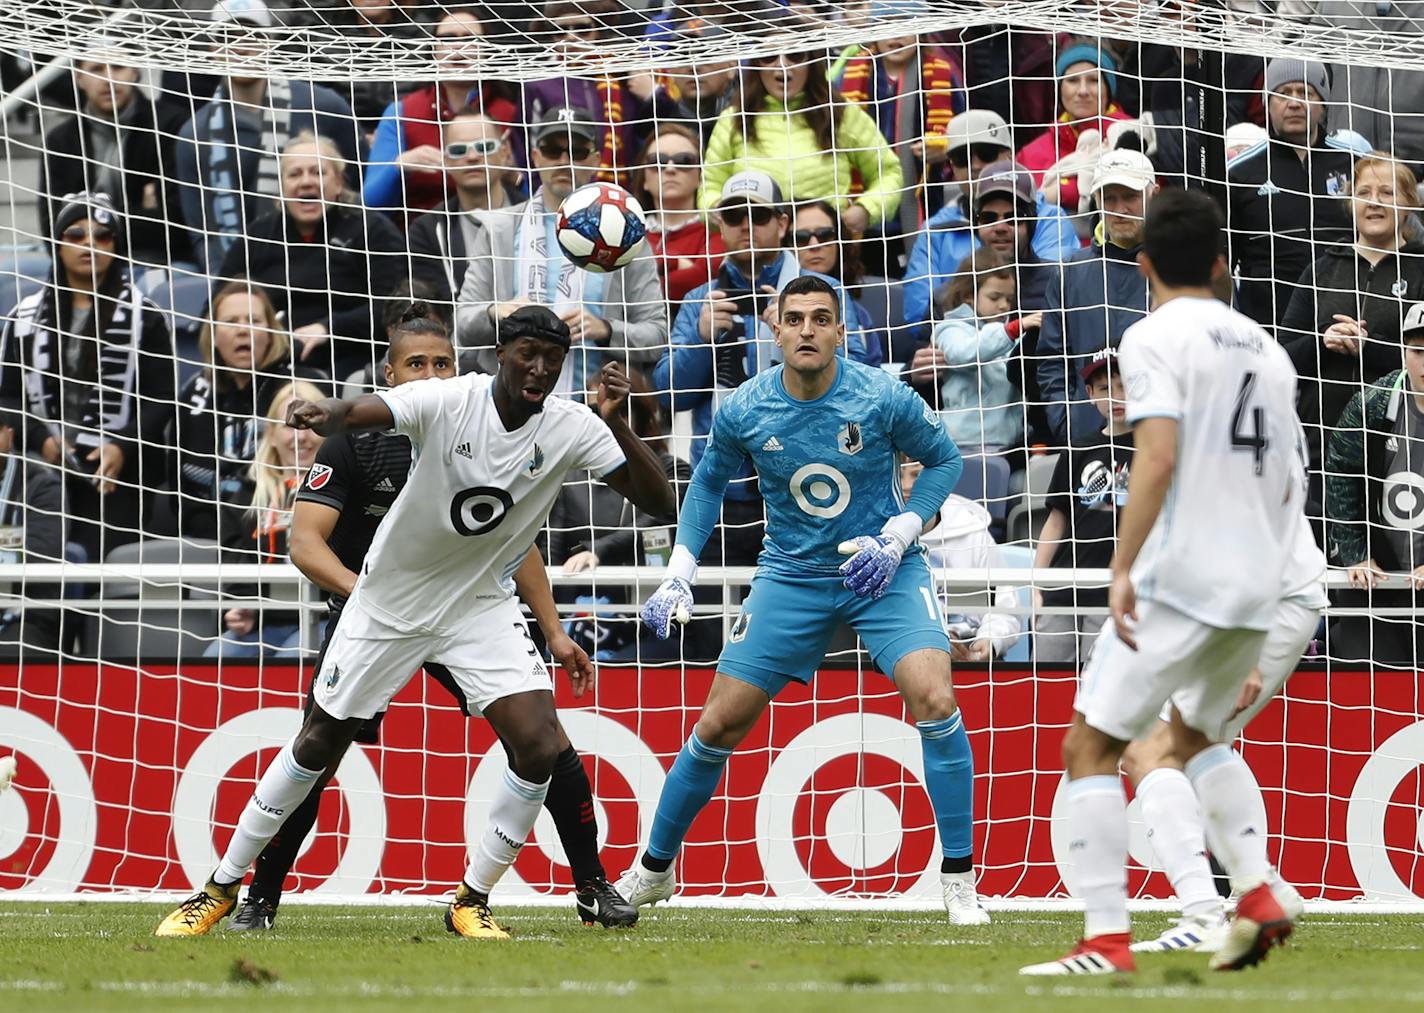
[
  {"left": 653, "top": 171, "right": 879, "bottom": 564},
  {"left": 1282, "top": 152, "right": 1424, "bottom": 501},
  {"left": 837, "top": 5, "right": 965, "bottom": 252},
  {"left": 789, "top": 200, "right": 880, "bottom": 349},
  {"left": 214, "top": 132, "right": 407, "bottom": 381},
  {"left": 1037, "top": 148, "right": 1156, "bottom": 444},
  {"left": 173, "top": 282, "right": 324, "bottom": 543},
  {"left": 454, "top": 106, "right": 667, "bottom": 380},
  {"left": 406, "top": 111, "right": 519, "bottom": 309},
  {"left": 39, "top": 54, "right": 187, "bottom": 270},
  {"left": 643, "top": 21, "right": 738, "bottom": 147},
  {"left": 206, "top": 378, "right": 327, "bottom": 659},
  {"left": 700, "top": 47, "right": 904, "bottom": 239},
  {"left": 1324, "top": 303, "right": 1424, "bottom": 668},
  {"left": 1018, "top": 43, "right": 1131, "bottom": 212},
  {"left": 303, "top": 0, "right": 431, "bottom": 133},
  {"left": 904, "top": 458, "right": 1021, "bottom": 662},
  {"left": 931, "top": 251, "right": 1031, "bottom": 455},
  {"left": 174, "top": 0, "right": 367, "bottom": 272},
  {"left": 902, "top": 142, "right": 1077, "bottom": 335},
  {"left": 0, "top": 402, "right": 67, "bottom": 656},
  {"left": 362, "top": 9, "right": 519, "bottom": 219},
  {"left": 0, "top": 193, "right": 173, "bottom": 561},
  {"left": 1032, "top": 347, "right": 1132, "bottom": 665},
  {"left": 631, "top": 124, "right": 726, "bottom": 303},
  {"left": 1228, "top": 58, "right": 1367, "bottom": 331}
]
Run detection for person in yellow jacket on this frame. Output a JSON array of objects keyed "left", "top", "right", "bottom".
[{"left": 699, "top": 48, "right": 903, "bottom": 240}]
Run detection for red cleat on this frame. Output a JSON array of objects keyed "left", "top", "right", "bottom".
[
  {"left": 1209, "top": 883, "right": 1293, "bottom": 971},
  {"left": 1020, "top": 932, "right": 1137, "bottom": 976}
]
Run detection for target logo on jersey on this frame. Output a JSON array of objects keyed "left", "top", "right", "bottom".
[{"left": 556, "top": 182, "right": 648, "bottom": 272}]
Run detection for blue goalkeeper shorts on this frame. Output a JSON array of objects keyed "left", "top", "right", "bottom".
[{"left": 717, "top": 552, "right": 950, "bottom": 698}]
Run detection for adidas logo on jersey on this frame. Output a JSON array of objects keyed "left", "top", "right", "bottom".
[
  {"left": 455, "top": 442, "right": 473, "bottom": 459},
  {"left": 762, "top": 436, "right": 784, "bottom": 452},
  {"left": 1257, "top": 180, "right": 1282, "bottom": 196},
  {"left": 1388, "top": 436, "right": 1400, "bottom": 452},
  {"left": 374, "top": 477, "right": 396, "bottom": 493}
]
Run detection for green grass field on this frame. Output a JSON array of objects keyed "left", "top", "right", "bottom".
[{"left": 3, "top": 903, "right": 1422, "bottom": 1012}]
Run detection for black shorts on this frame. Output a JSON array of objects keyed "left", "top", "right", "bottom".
[{"left": 304, "top": 611, "right": 470, "bottom": 745}]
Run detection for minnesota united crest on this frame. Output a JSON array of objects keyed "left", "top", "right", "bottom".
[
  {"left": 528, "top": 443, "right": 545, "bottom": 477},
  {"left": 837, "top": 421, "right": 864, "bottom": 456},
  {"left": 729, "top": 610, "right": 752, "bottom": 643}
]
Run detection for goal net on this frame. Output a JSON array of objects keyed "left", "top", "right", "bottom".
[{"left": 0, "top": 0, "right": 1421, "bottom": 908}]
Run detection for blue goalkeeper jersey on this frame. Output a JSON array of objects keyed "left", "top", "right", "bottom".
[{"left": 677, "top": 358, "right": 964, "bottom": 577}]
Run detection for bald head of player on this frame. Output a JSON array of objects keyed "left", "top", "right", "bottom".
[
  {"left": 493, "top": 304, "right": 573, "bottom": 423},
  {"left": 1136, "top": 188, "right": 1228, "bottom": 304},
  {"left": 774, "top": 275, "right": 846, "bottom": 398}
]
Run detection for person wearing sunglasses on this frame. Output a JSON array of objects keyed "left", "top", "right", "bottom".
[
  {"left": 699, "top": 40, "right": 902, "bottom": 244},
  {"left": 790, "top": 200, "right": 883, "bottom": 357},
  {"left": 408, "top": 111, "right": 519, "bottom": 309},
  {"left": 1017, "top": 43, "right": 1131, "bottom": 212},
  {"left": 0, "top": 192, "right": 175, "bottom": 562},
  {"left": 455, "top": 105, "right": 667, "bottom": 381},
  {"left": 654, "top": 172, "right": 881, "bottom": 567},
  {"left": 631, "top": 124, "right": 726, "bottom": 302},
  {"left": 901, "top": 116, "right": 1078, "bottom": 337},
  {"left": 363, "top": 9, "right": 519, "bottom": 222}
]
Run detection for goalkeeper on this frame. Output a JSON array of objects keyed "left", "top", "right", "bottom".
[{"left": 619, "top": 275, "right": 989, "bottom": 924}]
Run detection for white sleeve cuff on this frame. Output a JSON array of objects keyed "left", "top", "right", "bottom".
[
  {"left": 667, "top": 543, "right": 699, "bottom": 584},
  {"left": 880, "top": 511, "right": 924, "bottom": 552}
]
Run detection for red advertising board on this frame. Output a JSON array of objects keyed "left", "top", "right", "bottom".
[{"left": 0, "top": 663, "right": 1420, "bottom": 902}]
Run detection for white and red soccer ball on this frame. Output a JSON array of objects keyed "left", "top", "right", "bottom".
[{"left": 555, "top": 182, "right": 648, "bottom": 273}]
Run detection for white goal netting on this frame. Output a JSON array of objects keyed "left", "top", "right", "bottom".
[{"left": 0, "top": 0, "right": 1421, "bottom": 907}]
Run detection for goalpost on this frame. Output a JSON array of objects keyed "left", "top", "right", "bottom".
[{"left": 0, "top": 0, "right": 1421, "bottom": 909}]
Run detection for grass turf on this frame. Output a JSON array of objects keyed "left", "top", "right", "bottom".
[{"left": 2, "top": 903, "right": 1422, "bottom": 1012}]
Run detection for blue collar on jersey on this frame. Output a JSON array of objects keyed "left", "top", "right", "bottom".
[{"left": 775, "top": 355, "right": 843, "bottom": 406}]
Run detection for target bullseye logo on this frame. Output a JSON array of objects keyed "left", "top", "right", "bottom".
[
  {"left": 464, "top": 710, "right": 665, "bottom": 895},
  {"left": 789, "top": 463, "right": 851, "bottom": 519},
  {"left": 0, "top": 707, "right": 97, "bottom": 893},
  {"left": 172, "top": 708, "right": 385, "bottom": 894},
  {"left": 1381, "top": 472, "right": 1424, "bottom": 531},
  {"left": 1347, "top": 719, "right": 1424, "bottom": 900},
  {"left": 756, "top": 714, "right": 940, "bottom": 898}
]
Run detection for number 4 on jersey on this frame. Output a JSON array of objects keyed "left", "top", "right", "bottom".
[{"left": 1230, "top": 371, "right": 1269, "bottom": 475}]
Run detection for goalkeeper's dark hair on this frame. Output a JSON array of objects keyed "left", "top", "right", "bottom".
[
  {"left": 1143, "top": 187, "right": 1226, "bottom": 287},
  {"left": 778, "top": 274, "right": 840, "bottom": 321}
]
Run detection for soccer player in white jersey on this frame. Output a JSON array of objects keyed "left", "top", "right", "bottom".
[
  {"left": 1021, "top": 188, "right": 1306, "bottom": 976},
  {"left": 156, "top": 306, "right": 675, "bottom": 939}
]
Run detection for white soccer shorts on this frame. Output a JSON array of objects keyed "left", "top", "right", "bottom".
[
  {"left": 1155, "top": 595, "right": 1323, "bottom": 744},
  {"left": 311, "top": 595, "right": 553, "bottom": 721},
  {"left": 1076, "top": 599, "right": 1267, "bottom": 743}
]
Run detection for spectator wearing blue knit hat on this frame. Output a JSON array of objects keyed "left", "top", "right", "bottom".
[{"left": 1016, "top": 42, "right": 1130, "bottom": 211}]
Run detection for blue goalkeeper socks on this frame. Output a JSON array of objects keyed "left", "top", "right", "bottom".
[
  {"left": 918, "top": 712, "right": 975, "bottom": 872},
  {"left": 644, "top": 732, "right": 734, "bottom": 866}
]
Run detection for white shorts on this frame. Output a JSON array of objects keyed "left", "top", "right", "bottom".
[
  {"left": 1157, "top": 595, "right": 1323, "bottom": 743},
  {"left": 311, "top": 595, "right": 553, "bottom": 721},
  {"left": 1076, "top": 599, "right": 1267, "bottom": 742}
]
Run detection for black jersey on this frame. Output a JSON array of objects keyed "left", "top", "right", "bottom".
[{"left": 295, "top": 429, "right": 412, "bottom": 613}]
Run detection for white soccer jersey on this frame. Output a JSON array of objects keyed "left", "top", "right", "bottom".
[
  {"left": 1118, "top": 296, "right": 1302, "bottom": 631},
  {"left": 350, "top": 373, "right": 625, "bottom": 635}
]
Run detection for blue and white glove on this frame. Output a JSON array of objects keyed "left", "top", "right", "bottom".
[
  {"left": 640, "top": 545, "right": 698, "bottom": 639},
  {"left": 838, "top": 512, "right": 924, "bottom": 599}
]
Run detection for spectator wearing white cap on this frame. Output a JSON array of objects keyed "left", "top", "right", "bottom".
[
  {"left": 173, "top": 0, "right": 367, "bottom": 273},
  {"left": 1036, "top": 148, "right": 1156, "bottom": 444},
  {"left": 1227, "top": 57, "right": 1370, "bottom": 331}
]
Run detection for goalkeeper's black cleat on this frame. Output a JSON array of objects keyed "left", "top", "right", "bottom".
[
  {"left": 226, "top": 896, "right": 278, "bottom": 931},
  {"left": 575, "top": 877, "right": 639, "bottom": 927}
]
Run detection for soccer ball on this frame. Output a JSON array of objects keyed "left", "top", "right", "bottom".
[{"left": 555, "top": 182, "right": 648, "bottom": 273}]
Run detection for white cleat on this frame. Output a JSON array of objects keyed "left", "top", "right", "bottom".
[
  {"left": 1130, "top": 911, "right": 1230, "bottom": 953},
  {"left": 941, "top": 872, "right": 991, "bottom": 925},
  {"left": 615, "top": 861, "right": 676, "bottom": 909}
]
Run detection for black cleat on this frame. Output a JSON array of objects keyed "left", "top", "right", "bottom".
[
  {"left": 226, "top": 896, "right": 277, "bottom": 931},
  {"left": 575, "top": 877, "right": 639, "bottom": 928}
]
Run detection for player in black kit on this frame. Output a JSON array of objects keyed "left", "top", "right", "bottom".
[{"left": 225, "top": 303, "right": 637, "bottom": 930}]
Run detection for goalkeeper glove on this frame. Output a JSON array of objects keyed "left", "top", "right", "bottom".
[
  {"left": 640, "top": 545, "right": 697, "bottom": 639},
  {"left": 838, "top": 512, "right": 923, "bottom": 599}
]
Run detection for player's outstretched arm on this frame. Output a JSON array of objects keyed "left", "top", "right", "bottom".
[
  {"left": 1106, "top": 416, "right": 1178, "bottom": 650},
  {"left": 595, "top": 363, "right": 676, "bottom": 517},
  {"left": 286, "top": 394, "right": 394, "bottom": 437}
]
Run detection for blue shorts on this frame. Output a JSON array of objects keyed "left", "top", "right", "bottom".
[{"left": 718, "top": 553, "right": 951, "bottom": 698}]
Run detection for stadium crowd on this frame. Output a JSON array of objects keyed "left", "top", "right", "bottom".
[{"left": 2, "top": 0, "right": 1422, "bottom": 664}]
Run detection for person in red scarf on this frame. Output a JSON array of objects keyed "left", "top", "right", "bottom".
[
  {"left": 631, "top": 123, "right": 725, "bottom": 303},
  {"left": 1016, "top": 43, "right": 1130, "bottom": 212},
  {"left": 363, "top": 9, "right": 518, "bottom": 222}
]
